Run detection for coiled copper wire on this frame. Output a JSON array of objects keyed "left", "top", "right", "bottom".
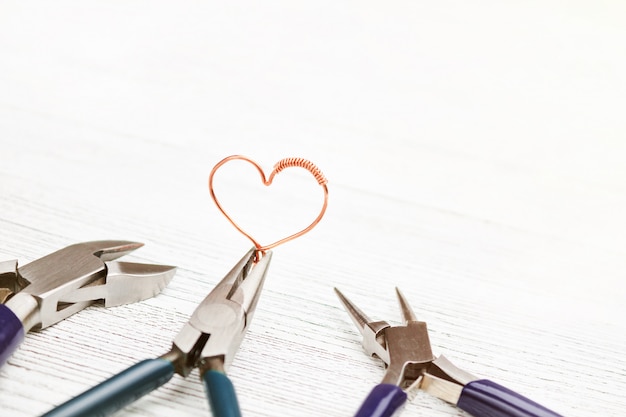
[
  {"left": 271, "top": 157, "right": 328, "bottom": 186},
  {"left": 209, "top": 155, "right": 329, "bottom": 258}
]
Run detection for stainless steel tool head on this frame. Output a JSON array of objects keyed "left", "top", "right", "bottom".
[
  {"left": 18, "top": 241, "right": 144, "bottom": 297},
  {"left": 4, "top": 241, "right": 175, "bottom": 330},
  {"left": 335, "top": 288, "right": 436, "bottom": 388},
  {"left": 168, "top": 248, "right": 272, "bottom": 377}
]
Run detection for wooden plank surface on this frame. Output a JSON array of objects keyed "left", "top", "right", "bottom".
[{"left": 1, "top": 1, "right": 625, "bottom": 416}]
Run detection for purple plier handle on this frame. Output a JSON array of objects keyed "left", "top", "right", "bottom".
[
  {"left": 0, "top": 304, "right": 24, "bottom": 367},
  {"left": 353, "top": 379, "right": 564, "bottom": 417},
  {"left": 353, "top": 384, "right": 407, "bottom": 417},
  {"left": 458, "top": 379, "right": 564, "bottom": 417}
]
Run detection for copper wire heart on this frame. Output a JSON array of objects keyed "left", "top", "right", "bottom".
[{"left": 209, "top": 155, "right": 328, "bottom": 254}]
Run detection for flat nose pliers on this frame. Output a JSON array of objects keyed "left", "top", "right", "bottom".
[
  {"left": 335, "top": 288, "right": 565, "bottom": 417},
  {"left": 43, "top": 247, "right": 272, "bottom": 417},
  {"left": 0, "top": 241, "right": 176, "bottom": 367}
]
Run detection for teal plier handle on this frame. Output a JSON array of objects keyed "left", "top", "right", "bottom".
[
  {"left": 41, "top": 359, "right": 243, "bottom": 417},
  {"left": 203, "top": 369, "right": 242, "bottom": 417},
  {"left": 41, "top": 359, "right": 175, "bottom": 417}
]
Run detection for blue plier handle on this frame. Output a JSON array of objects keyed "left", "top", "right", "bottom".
[
  {"left": 335, "top": 288, "right": 565, "bottom": 417},
  {"left": 42, "top": 248, "right": 271, "bottom": 417}
]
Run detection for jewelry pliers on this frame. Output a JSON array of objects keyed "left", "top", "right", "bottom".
[
  {"left": 335, "top": 288, "right": 564, "bottom": 417},
  {"left": 42, "top": 248, "right": 272, "bottom": 417},
  {"left": 0, "top": 240, "right": 176, "bottom": 368}
]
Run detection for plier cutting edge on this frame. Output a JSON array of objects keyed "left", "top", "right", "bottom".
[
  {"left": 334, "top": 288, "right": 564, "bottom": 417},
  {"left": 43, "top": 248, "right": 271, "bottom": 417}
]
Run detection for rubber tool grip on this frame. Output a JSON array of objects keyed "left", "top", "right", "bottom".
[
  {"left": 458, "top": 379, "right": 564, "bottom": 417},
  {"left": 0, "top": 303, "right": 24, "bottom": 367},
  {"left": 353, "top": 384, "right": 407, "bottom": 417},
  {"left": 42, "top": 358, "right": 175, "bottom": 417},
  {"left": 203, "top": 370, "right": 242, "bottom": 417}
]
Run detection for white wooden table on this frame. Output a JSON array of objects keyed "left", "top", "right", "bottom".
[{"left": 1, "top": 2, "right": 625, "bottom": 416}]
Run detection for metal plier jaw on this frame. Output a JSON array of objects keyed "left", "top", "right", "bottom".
[
  {"left": 0, "top": 241, "right": 176, "bottom": 368},
  {"left": 163, "top": 248, "right": 272, "bottom": 377},
  {"left": 1, "top": 241, "right": 176, "bottom": 331},
  {"left": 337, "top": 288, "right": 436, "bottom": 388}
]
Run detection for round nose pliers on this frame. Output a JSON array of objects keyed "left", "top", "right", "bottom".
[{"left": 335, "top": 288, "right": 565, "bottom": 417}]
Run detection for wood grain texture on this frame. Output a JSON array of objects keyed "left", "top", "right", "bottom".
[{"left": 1, "top": 1, "right": 625, "bottom": 416}]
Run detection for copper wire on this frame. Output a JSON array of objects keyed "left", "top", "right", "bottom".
[
  {"left": 208, "top": 155, "right": 329, "bottom": 258},
  {"left": 271, "top": 157, "right": 328, "bottom": 186}
]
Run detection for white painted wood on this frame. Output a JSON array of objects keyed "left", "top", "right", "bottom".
[{"left": 0, "top": 1, "right": 625, "bottom": 416}]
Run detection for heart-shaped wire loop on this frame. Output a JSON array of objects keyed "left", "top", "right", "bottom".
[{"left": 209, "top": 155, "right": 329, "bottom": 257}]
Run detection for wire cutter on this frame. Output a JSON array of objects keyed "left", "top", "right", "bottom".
[
  {"left": 43, "top": 247, "right": 272, "bottom": 417},
  {"left": 0, "top": 240, "right": 176, "bottom": 367},
  {"left": 334, "top": 288, "right": 565, "bottom": 417}
]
